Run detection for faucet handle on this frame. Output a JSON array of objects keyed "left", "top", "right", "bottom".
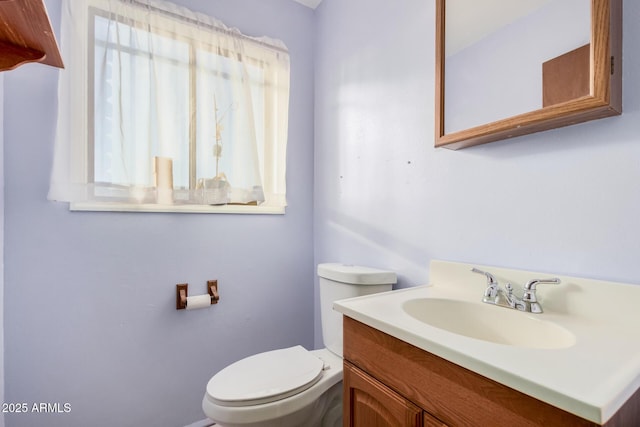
[
  {"left": 523, "top": 278, "right": 560, "bottom": 296},
  {"left": 471, "top": 268, "right": 498, "bottom": 285},
  {"left": 523, "top": 277, "right": 560, "bottom": 292},
  {"left": 471, "top": 268, "right": 499, "bottom": 298},
  {"left": 522, "top": 278, "right": 560, "bottom": 313}
]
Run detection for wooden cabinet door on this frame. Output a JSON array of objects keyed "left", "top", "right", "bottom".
[{"left": 344, "top": 362, "right": 423, "bottom": 427}]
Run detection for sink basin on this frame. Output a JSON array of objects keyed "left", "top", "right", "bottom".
[{"left": 402, "top": 298, "right": 575, "bottom": 349}]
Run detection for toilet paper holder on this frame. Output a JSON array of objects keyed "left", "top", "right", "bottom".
[{"left": 176, "top": 280, "right": 219, "bottom": 310}]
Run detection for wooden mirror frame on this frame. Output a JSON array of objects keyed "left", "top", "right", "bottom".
[{"left": 435, "top": 0, "right": 622, "bottom": 150}]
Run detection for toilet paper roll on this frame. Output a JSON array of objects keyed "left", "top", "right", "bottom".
[{"left": 186, "top": 294, "right": 212, "bottom": 310}]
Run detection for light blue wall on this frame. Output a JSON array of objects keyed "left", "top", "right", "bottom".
[
  {"left": 0, "top": 73, "right": 5, "bottom": 427},
  {"left": 3, "top": 1, "right": 314, "bottom": 426},
  {"left": 5, "top": 0, "right": 640, "bottom": 424},
  {"left": 314, "top": 0, "right": 640, "bottom": 347}
]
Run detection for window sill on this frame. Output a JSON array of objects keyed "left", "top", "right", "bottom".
[{"left": 69, "top": 202, "right": 285, "bottom": 215}]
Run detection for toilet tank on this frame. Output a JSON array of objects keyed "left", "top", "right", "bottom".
[{"left": 317, "top": 263, "right": 396, "bottom": 357}]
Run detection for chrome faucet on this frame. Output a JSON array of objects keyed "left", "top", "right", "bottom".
[{"left": 471, "top": 268, "right": 560, "bottom": 313}]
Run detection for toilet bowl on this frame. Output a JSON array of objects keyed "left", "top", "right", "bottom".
[
  {"left": 202, "top": 263, "right": 396, "bottom": 427},
  {"left": 202, "top": 347, "right": 342, "bottom": 427}
]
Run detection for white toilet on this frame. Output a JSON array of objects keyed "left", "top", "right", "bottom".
[{"left": 202, "top": 263, "right": 396, "bottom": 427}]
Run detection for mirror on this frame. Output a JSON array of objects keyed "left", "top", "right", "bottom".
[{"left": 435, "top": 0, "right": 622, "bottom": 149}]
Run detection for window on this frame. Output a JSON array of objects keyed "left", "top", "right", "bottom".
[{"left": 50, "top": 0, "right": 290, "bottom": 213}]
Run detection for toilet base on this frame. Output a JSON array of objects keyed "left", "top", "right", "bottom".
[{"left": 203, "top": 348, "right": 344, "bottom": 427}]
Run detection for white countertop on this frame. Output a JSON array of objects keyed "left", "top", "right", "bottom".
[{"left": 333, "top": 260, "right": 640, "bottom": 424}]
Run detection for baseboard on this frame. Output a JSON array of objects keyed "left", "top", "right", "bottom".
[{"left": 184, "top": 419, "right": 215, "bottom": 427}]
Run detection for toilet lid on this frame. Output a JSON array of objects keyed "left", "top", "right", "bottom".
[{"left": 206, "top": 345, "right": 325, "bottom": 407}]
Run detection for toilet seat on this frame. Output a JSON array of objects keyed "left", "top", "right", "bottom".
[
  {"left": 203, "top": 348, "right": 344, "bottom": 427},
  {"left": 206, "top": 345, "right": 325, "bottom": 407}
]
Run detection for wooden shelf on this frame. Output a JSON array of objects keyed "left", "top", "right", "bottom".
[{"left": 0, "top": 0, "right": 63, "bottom": 71}]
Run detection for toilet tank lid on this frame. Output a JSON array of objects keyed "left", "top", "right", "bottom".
[{"left": 317, "top": 263, "right": 397, "bottom": 285}]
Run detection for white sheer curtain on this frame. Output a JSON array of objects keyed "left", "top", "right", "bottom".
[{"left": 50, "top": 0, "right": 290, "bottom": 209}]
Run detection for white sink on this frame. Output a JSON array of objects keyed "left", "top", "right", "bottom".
[
  {"left": 402, "top": 298, "right": 575, "bottom": 349},
  {"left": 333, "top": 260, "right": 640, "bottom": 425}
]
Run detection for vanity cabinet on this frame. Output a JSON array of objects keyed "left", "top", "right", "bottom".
[{"left": 343, "top": 316, "right": 640, "bottom": 427}]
